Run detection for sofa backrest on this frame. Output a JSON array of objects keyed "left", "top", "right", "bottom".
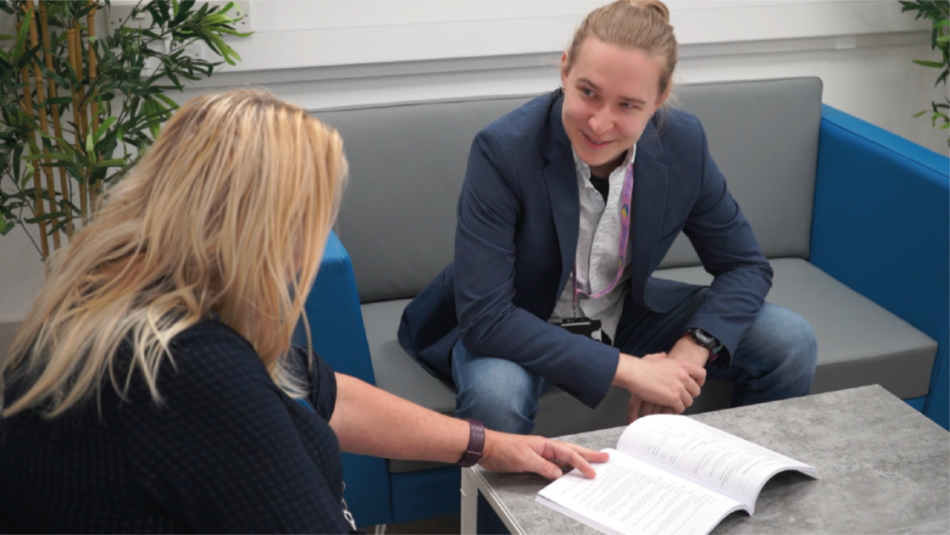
[
  {"left": 662, "top": 78, "right": 822, "bottom": 267},
  {"left": 315, "top": 77, "right": 822, "bottom": 304}
]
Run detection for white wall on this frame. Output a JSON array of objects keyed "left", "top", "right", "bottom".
[{"left": 1, "top": 0, "right": 947, "bottom": 321}]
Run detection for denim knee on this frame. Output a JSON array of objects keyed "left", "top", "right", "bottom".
[
  {"left": 737, "top": 304, "right": 817, "bottom": 375},
  {"left": 451, "top": 340, "right": 544, "bottom": 434},
  {"left": 766, "top": 305, "right": 818, "bottom": 375}
]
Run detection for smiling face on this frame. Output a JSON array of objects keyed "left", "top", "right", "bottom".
[{"left": 560, "top": 37, "right": 669, "bottom": 178}]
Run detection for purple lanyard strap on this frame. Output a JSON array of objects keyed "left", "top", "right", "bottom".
[{"left": 571, "top": 164, "right": 634, "bottom": 317}]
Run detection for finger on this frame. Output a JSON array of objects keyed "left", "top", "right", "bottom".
[
  {"left": 534, "top": 443, "right": 567, "bottom": 479},
  {"left": 552, "top": 442, "right": 597, "bottom": 479},
  {"left": 689, "top": 365, "right": 707, "bottom": 387},
  {"left": 640, "top": 401, "right": 657, "bottom": 416},
  {"left": 641, "top": 401, "right": 656, "bottom": 416},
  {"left": 686, "top": 378, "right": 701, "bottom": 398},
  {"left": 669, "top": 395, "right": 685, "bottom": 414},
  {"left": 627, "top": 394, "right": 642, "bottom": 424},
  {"left": 662, "top": 406, "right": 675, "bottom": 415},
  {"left": 563, "top": 442, "right": 610, "bottom": 463},
  {"left": 680, "top": 390, "right": 692, "bottom": 410}
]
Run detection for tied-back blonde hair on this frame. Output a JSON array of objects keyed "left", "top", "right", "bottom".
[
  {"left": 565, "top": 0, "right": 678, "bottom": 97},
  {"left": 2, "top": 89, "right": 346, "bottom": 418}
]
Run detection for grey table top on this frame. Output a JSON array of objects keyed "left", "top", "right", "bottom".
[{"left": 471, "top": 385, "right": 950, "bottom": 534}]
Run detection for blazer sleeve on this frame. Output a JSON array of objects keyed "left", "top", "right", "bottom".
[
  {"left": 681, "top": 117, "right": 773, "bottom": 364},
  {"left": 453, "top": 129, "right": 620, "bottom": 408}
]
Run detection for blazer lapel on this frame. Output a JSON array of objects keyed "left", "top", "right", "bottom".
[
  {"left": 629, "top": 119, "right": 668, "bottom": 300},
  {"left": 542, "top": 93, "right": 580, "bottom": 295}
]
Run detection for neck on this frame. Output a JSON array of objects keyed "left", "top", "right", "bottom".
[{"left": 590, "top": 151, "right": 627, "bottom": 178}]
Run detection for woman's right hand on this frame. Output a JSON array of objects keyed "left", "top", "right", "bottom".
[
  {"left": 612, "top": 352, "right": 705, "bottom": 421},
  {"left": 479, "top": 431, "right": 610, "bottom": 480}
]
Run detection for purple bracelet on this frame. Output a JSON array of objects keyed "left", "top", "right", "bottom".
[{"left": 456, "top": 418, "right": 486, "bottom": 467}]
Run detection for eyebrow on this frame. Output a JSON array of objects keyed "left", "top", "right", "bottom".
[{"left": 577, "top": 77, "right": 648, "bottom": 106}]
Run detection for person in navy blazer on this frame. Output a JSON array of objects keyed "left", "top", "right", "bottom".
[{"left": 399, "top": 0, "right": 817, "bottom": 434}]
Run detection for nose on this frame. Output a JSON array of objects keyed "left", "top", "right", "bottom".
[{"left": 588, "top": 105, "right": 613, "bottom": 136}]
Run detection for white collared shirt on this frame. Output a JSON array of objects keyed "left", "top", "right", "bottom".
[{"left": 550, "top": 145, "right": 637, "bottom": 343}]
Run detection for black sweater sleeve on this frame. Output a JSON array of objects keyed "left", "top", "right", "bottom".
[{"left": 117, "top": 321, "right": 353, "bottom": 534}]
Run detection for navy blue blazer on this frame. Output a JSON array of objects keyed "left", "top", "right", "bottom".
[{"left": 398, "top": 90, "right": 772, "bottom": 409}]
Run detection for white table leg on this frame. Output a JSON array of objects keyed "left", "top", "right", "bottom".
[{"left": 460, "top": 467, "right": 478, "bottom": 535}]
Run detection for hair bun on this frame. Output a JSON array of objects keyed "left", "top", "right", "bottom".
[{"left": 625, "top": 0, "right": 670, "bottom": 23}]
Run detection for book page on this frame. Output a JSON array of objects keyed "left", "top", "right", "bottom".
[
  {"left": 536, "top": 449, "right": 746, "bottom": 535},
  {"left": 616, "top": 415, "right": 817, "bottom": 511}
]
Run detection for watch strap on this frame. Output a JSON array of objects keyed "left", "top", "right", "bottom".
[{"left": 456, "top": 418, "right": 486, "bottom": 467}]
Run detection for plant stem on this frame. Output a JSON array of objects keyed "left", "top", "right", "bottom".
[
  {"left": 65, "top": 26, "right": 87, "bottom": 220},
  {"left": 16, "top": 17, "right": 50, "bottom": 260},
  {"left": 39, "top": 0, "right": 74, "bottom": 238},
  {"left": 25, "top": 0, "right": 61, "bottom": 251}
]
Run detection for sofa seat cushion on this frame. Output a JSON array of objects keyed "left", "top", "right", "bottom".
[
  {"left": 361, "top": 300, "right": 731, "bottom": 474},
  {"left": 656, "top": 258, "right": 937, "bottom": 398}
]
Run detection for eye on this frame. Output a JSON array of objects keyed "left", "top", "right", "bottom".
[
  {"left": 581, "top": 87, "right": 595, "bottom": 98},
  {"left": 620, "top": 102, "right": 640, "bottom": 111}
]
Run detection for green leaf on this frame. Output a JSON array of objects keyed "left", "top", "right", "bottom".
[
  {"left": 86, "top": 132, "right": 94, "bottom": 154},
  {"left": 25, "top": 212, "right": 65, "bottom": 224},
  {"left": 158, "top": 0, "right": 172, "bottom": 22},
  {"left": 21, "top": 152, "right": 72, "bottom": 162},
  {"left": 0, "top": 34, "right": 15, "bottom": 41},
  {"left": 0, "top": 216, "right": 14, "bottom": 236},
  {"left": 12, "top": 9, "right": 32, "bottom": 59},
  {"left": 22, "top": 164, "right": 35, "bottom": 183},
  {"left": 154, "top": 93, "right": 180, "bottom": 110},
  {"left": 913, "top": 59, "right": 945, "bottom": 68},
  {"left": 912, "top": 110, "right": 928, "bottom": 117},
  {"left": 37, "top": 96, "right": 74, "bottom": 109},
  {"left": 93, "top": 116, "right": 118, "bottom": 143},
  {"left": 93, "top": 159, "right": 127, "bottom": 169},
  {"left": 172, "top": 0, "right": 197, "bottom": 26}
]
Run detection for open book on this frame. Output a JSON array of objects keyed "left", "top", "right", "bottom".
[{"left": 536, "top": 414, "right": 818, "bottom": 535}]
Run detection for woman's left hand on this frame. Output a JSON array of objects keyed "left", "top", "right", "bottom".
[{"left": 478, "top": 431, "right": 609, "bottom": 480}]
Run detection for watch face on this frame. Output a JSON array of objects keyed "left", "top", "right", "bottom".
[
  {"left": 694, "top": 330, "right": 713, "bottom": 345},
  {"left": 690, "top": 329, "right": 718, "bottom": 350}
]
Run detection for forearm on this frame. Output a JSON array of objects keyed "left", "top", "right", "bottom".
[
  {"left": 328, "top": 373, "right": 469, "bottom": 464},
  {"left": 460, "top": 308, "right": 619, "bottom": 408}
]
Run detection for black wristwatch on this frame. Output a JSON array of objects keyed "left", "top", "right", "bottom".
[{"left": 686, "top": 328, "right": 723, "bottom": 361}]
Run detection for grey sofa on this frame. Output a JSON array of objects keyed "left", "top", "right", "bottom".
[{"left": 303, "top": 77, "right": 949, "bottom": 526}]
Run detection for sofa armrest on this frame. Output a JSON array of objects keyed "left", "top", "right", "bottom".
[
  {"left": 295, "top": 231, "right": 392, "bottom": 526},
  {"left": 297, "top": 231, "right": 377, "bottom": 385},
  {"left": 811, "top": 104, "right": 949, "bottom": 428}
]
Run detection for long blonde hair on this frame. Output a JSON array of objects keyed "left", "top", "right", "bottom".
[
  {"left": 565, "top": 0, "right": 678, "bottom": 96},
  {"left": 2, "top": 89, "right": 346, "bottom": 418}
]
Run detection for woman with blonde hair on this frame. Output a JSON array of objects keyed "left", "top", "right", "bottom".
[
  {"left": 400, "top": 0, "right": 818, "bottom": 433},
  {"left": 0, "top": 89, "right": 606, "bottom": 533}
]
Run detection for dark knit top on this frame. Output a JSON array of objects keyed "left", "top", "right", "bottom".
[{"left": 0, "top": 319, "right": 355, "bottom": 533}]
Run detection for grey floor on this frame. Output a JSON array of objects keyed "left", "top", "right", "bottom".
[{"left": 369, "top": 513, "right": 461, "bottom": 534}]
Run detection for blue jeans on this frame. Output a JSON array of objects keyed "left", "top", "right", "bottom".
[{"left": 451, "top": 289, "right": 817, "bottom": 434}]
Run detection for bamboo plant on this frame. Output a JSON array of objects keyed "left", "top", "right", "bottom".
[
  {"left": 899, "top": 0, "right": 950, "bottom": 145},
  {"left": 0, "top": 0, "right": 251, "bottom": 260}
]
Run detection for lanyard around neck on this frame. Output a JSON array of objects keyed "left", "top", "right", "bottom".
[{"left": 571, "top": 163, "right": 634, "bottom": 317}]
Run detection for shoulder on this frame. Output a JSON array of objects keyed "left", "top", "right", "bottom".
[
  {"left": 654, "top": 107, "right": 706, "bottom": 147},
  {"left": 475, "top": 90, "right": 558, "bottom": 152},
  {"left": 149, "top": 319, "right": 272, "bottom": 401}
]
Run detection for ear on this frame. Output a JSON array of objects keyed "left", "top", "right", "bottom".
[
  {"left": 560, "top": 51, "right": 569, "bottom": 87},
  {"left": 655, "top": 85, "right": 672, "bottom": 110}
]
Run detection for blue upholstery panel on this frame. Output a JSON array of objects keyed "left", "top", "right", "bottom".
[
  {"left": 905, "top": 396, "right": 927, "bottom": 412},
  {"left": 296, "top": 231, "right": 392, "bottom": 526},
  {"left": 390, "top": 467, "right": 461, "bottom": 524},
  {"left": 811, "top": 105, "right": 949, "bottom": 429}
]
